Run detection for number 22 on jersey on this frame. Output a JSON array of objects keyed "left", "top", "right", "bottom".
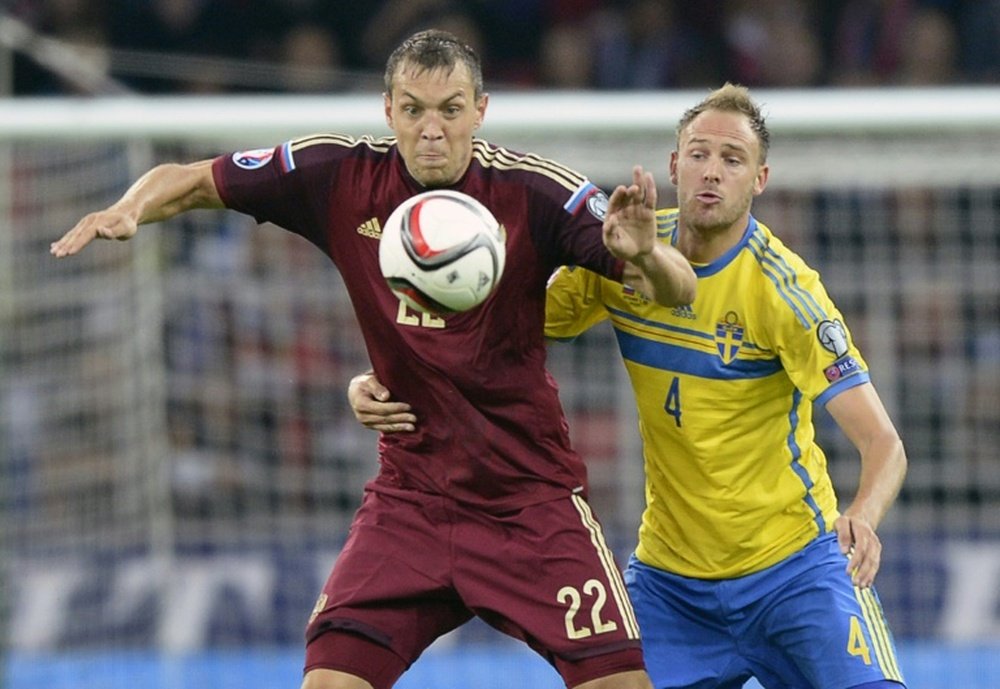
[{"left": 395, "top": 301, "right": 446, "bottom": 328}]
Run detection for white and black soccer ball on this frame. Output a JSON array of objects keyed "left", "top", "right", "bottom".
[{"left": 379, "top": 190, "right": 506, "bottom": 315}]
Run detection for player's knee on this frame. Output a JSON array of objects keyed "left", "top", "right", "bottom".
[
  {"left": 557, "top": 645, "right": 647, "bottom": 688},
  {"left": 303, "top": 627, "right": 408, "bottom": 689},
  {"left": 301, "top": 668, "right": 375, "bottom": 689},
  {"left": 571, "top": 669, "right": 653, "bottom": 689}
]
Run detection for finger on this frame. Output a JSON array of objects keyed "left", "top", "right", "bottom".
[
  {"left": 364, "top": 414, "right": 416, "bottom": 432},
  {"left": 621, "top": 184, "right": 645, "bottom": 209},
  {"left": 632, "top": 165, "right": 646, "bottom": 189},
  {"left": 357, "top": 401, "right": 412, "bottom": 417},
  {"left": 843, "top": 528, "right": 881, "bottom": 588},
  {"left": 846, "top": 547, "right": 862, "bottom": 583},
  {"left": 374, "top": 421, "right": 415, "bottom": 433},
  {"left": 848, "top": 547, "right": 879, "bottom": 588},
  {"left": 350, "top": 375, "right": 402, "bottom": 408},
  {"left": 836, "top": 520, "right": 853, "bottom": 555},
  {"left": 372, "top": 383, "right": 394, "bottom": 402},
  {"left": 50, "top": 225, "right": 91, "bottom": 257},
  {"left": 606, "top": 185, "right": 630, "bottom": 213},
  {"left": 643, "top": 171, "right": 657, "bottom": 208}
]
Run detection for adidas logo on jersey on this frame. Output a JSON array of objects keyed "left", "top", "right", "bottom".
[
  {"left": 357, "top": 217, "right": 382, "bottom": 239},
  {"left": 671, "top": 304, "right": 696, "bottom": 320}
]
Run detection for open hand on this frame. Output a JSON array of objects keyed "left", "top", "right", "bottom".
[
  {"left": 602, "top": 165, "right": 657, "bottom": 262},
  {"left": 51, "top": 208, "right": 138, "bottom": 258},
  {"left": 835, "top": 513, "right": 882, "bottom": 588},
  {"left": 348, "top": 371, "right": 416, "bottom": 433}
]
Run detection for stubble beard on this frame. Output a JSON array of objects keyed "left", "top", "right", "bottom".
[{"left": 684, "top": 192, "right": 752, "bottom": 237}]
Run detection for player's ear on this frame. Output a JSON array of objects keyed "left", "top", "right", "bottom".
[
  {"left": 753, "top": 163, "right": 769, "bottom": 196},
  {"left": 669, "top": 150, "right": 679, "bottom": 185},
  {"left": 384, "top": 92, "right": 394, "bottom": 129},
  {"left": 474, "top": 93, "right": 488, "bottom": 129}
]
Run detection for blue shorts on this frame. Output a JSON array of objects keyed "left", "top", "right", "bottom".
[{"left": 624, "top": 533, "right": 906, "bottom": 689}]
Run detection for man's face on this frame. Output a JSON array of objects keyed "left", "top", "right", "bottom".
[
  {"left": 384, "top": 61, "right": 487, "bottom": 188},
  {"left": 670, "top": 110, "right": 768, "bottom": 235}
]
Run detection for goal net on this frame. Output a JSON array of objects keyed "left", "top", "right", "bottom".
[{"left": 2, "top": 89, "right": 999, "bottom": 688}]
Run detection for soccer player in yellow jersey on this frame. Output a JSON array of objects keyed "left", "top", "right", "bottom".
[{"left": 348, "top": 84, "right": 908, "bottom": 689}]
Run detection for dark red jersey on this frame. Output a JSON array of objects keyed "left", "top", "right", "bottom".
[{"left": 212, "top": 135, "right": 624, "bottom": 511}]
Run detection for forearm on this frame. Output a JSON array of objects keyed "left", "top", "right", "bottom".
[
  {"left": 843, "top": 431, "right": 907, "bottom": 529},
  {"left": 623, "top": 243, "right": 696, "bottom": 307},
  {"left": 115, "top": 160, "right": 224, "bottom": 225}
]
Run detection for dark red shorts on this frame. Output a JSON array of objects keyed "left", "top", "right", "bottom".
[{"left": 304, "top": 485, "right": 644, "bottom": 687}]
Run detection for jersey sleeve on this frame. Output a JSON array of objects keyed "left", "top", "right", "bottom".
[
  {"left": 544, "top": 266, "right": 610, "bottom": 341},
  {"left": 516, "top": 163, "right": 624, "bottom": 282},
  {"left": 211, "top": 140, "right": 330, "bottom": 248},
  {"left": 556, "top": 181, "right": 625, "bottom": 281},
  {"left": 765, "top": 258, "right": 870, "bottom": 407}
]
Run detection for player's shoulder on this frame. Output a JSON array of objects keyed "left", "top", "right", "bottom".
[
  {"left": 743, "top": 218, "right": 833, "bottom": 329},
  {"left": 470, "top": 138, "right": 588, "bottom": 192},
  {"left": 655, "top": 208, "right": 680, "bottom": 241},
  {"left": 284, "top": 133, "right": 396, "bottom": 168},
  {"left": 745, "top": 217, "right": 816, "bottom": 276},
  {"left": 289, "top": 132, "right": 396, "bottom": 152}
]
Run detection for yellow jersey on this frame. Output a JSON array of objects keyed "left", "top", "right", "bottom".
[{"left": 545, "top": 210, "right": 870, "bottom": 579}]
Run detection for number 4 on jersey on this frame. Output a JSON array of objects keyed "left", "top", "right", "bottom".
[
  {"left": 847, "top": 615, "right": 872, "bottom": 665},
  {"left": 664, "top": 376, "right": 682, "bottom": 427}
]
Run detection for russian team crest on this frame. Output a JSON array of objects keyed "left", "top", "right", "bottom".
[{"left": 715, "top": 311, "right": 744, "bottom": 364}]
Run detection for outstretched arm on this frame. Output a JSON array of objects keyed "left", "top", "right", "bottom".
[
  {"left": 51, "top": 160, "right": 223, "bottom": 258},
  {"left": 348, "top": 371, "right": 417, "bottom": 433},
  {"left": 604, "top": 165, "right": 696, "bottom": 307},
  {"left": 826, "top": 382, "right": 907, "bottom": 588}
]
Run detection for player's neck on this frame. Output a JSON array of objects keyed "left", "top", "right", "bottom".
[{"left": 677, "top": 220, "right": 746, "bottom": 264}]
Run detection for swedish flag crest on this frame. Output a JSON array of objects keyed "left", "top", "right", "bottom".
[{"left": 715, "top": 312, "right": 744, "bottom": 364}]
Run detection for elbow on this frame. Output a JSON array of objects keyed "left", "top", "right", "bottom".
[
  {"left": 894, "top": 436, "right": 908, "bottom": 478},
  {"left": 657, "top": 256, "right": 698, "bottom": 307},
  {"left": 879, "top": 430, "right": 908, "bottom": 490},
  {"left": 664, "top": 267, "right": 697, "bottom": 307},
  {"left": 653, "top": 277, "right": 695, "bottom": 308},
  {"left": 623, "top": 251, "right": 697, "bottom": 306},
  {"left": 677, "top": 277, "right": 697, "bottom": 306},
  {"left": 672, "top": 255, "right": 698, "bottom": 306}
]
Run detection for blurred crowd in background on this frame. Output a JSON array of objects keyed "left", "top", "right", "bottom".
[
  {"left": 5, "top": 0, "right": 999, "bottom": 95},
  {"left": 3, "top": 2, "right": 998, "bottom": 651}
]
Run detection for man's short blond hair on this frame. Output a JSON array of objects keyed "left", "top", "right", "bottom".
[{"left": 676, "top": 83, "right": 770, "bottom": 163}]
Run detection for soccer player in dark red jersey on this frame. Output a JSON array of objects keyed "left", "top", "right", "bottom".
[{"left": 51, "top": 29, "right": 695, "bottom": 689}]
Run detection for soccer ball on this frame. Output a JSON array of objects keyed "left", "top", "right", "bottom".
[{"left": 379, "top": 189, "right": 506, "bottom": 315}]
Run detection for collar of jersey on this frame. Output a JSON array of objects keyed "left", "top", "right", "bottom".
[{"left": 691, "top": 216, "right": 757, "bottom": 279}]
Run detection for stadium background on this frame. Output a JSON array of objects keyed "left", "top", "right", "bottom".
[{"left": 1, "top": 2, "right": 999, "bottom": 688}]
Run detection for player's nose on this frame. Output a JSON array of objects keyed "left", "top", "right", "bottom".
[
  {"left": 419, "top": 113, "right": 445, "bottom": 140},
  {"left": 702, "top": 157, "right": 722, "bottom": 182}
]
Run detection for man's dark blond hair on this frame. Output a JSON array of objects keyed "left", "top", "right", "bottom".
[
  {"left": 384, "top": 29, "right": 484, "bottom": 100},
  {"left": 677, "top": 83, "right": 770, "bottom": 163}
]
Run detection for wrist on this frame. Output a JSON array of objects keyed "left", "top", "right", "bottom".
[{"left": 627, "top": 243, "right": 658, "bottom": 270}]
